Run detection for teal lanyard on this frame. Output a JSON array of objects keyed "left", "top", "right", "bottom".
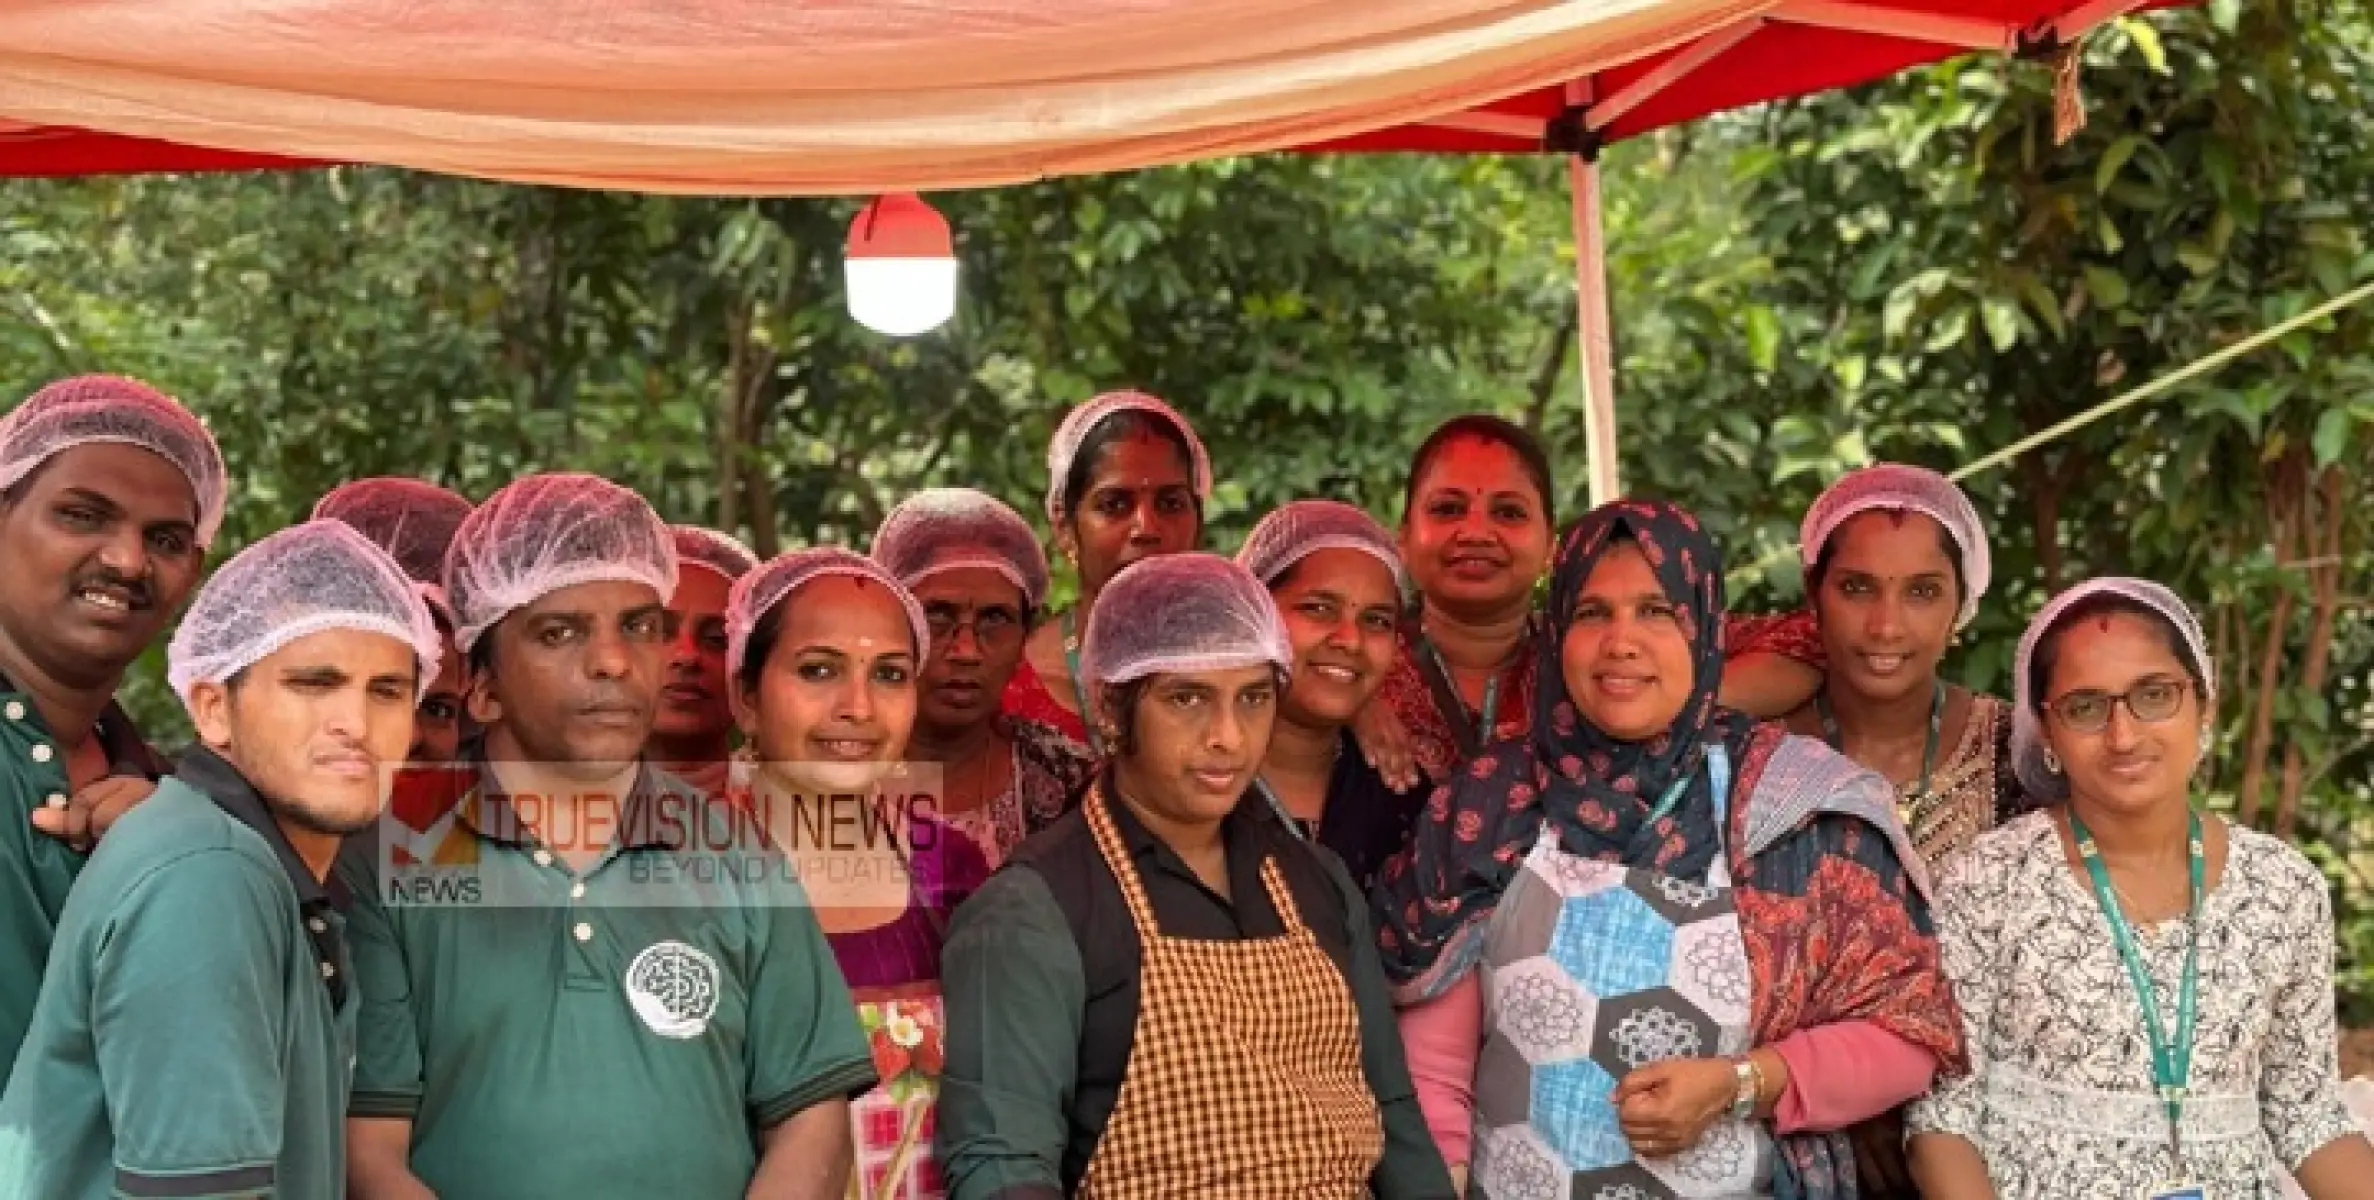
[
  {"left": 1814, "top": 681, "right": 1943, "bottom": 806},
  {"left": 1061, "top": 610, "right": 1104, "bottom": 755},
  {"left": 2069, "top": 808, "right": 2205, "bottom": 1169},
  {"left": 1419, "top": 634, "right": 1501, "bottom": 744},
  {"left": 1644, "top": 745, "right": 1732, "bottom": 883}
]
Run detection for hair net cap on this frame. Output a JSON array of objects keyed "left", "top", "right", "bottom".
[
  {"left": 871, "top": 487, "right": 1051, "bottom": 608},
  {"left": 443, "top": 473, "right": 677, "bottom": 655},
  {"left": 0, "top": 375, "right": 230, "bottom": 548},
  {"left": 167, "top": 520, "right": 443, "bottom": 708},
  {"left": 2010, "top": 577, "right": 2213, "bottom": 804},
  {"left": 312, "top": 477, "right": 474, "bottom": 589},
  {"left": 1042, "top": 390, "right": 1214, "bottom": 525},
  {"left": 1800, "top": 463, "right": 1992, "bottom": 631},
  {"left": 674, "top": 526, "right": 759, "bottom": 585},
  {"left": 726, "top": 548, "right": 931, "bottom": 682},
  {"left": 1237, "top": 499, "right": 1406, "bottom": 592},
  {"left": 1082, "top": 553, "right": 1292, "bottom": 688}
]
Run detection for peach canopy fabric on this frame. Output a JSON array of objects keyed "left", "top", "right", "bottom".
[{"left": 0, "top": 0, "right": 1768, "bottom": 193}]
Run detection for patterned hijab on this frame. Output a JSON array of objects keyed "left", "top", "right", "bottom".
[{"left": 1376, "top": 499, "right": 1760, "bottom": 987}]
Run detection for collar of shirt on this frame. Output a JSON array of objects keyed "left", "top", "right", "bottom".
[
  {"left": 456, "top": 749, "right": 693, "bottom": 854},
  {"left": 1097, "top": 766, "right": 1281, "bottom": 917},
  {"left": 0, "top": 668, "right": 169, "bottom": 780},
  {"left": 172, "top": 744, "right": 348, "bottom": 913}
]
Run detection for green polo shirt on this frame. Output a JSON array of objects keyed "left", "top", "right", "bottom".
[
  {"left": 345, "top": 762, "right": 875, "bottom": 1199},
  {"left": 0, "top": 676, "right": 167, "bottom": 1082},
  {"left": 0, "top": 747, "right": 355, "bottom": 1200}
]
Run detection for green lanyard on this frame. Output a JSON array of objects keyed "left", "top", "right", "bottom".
[
  {"left": 1061, "top": 610, "right": 1104, "bottom": 756},
  {"left": 1418, "top": 634, "right": 1501, "bottom": 745},
  {"left": 2069, "top": 808, "right": 2205, "bottom": 1170},
  {"left": 1814, "top": 681, "right": 1943, "bottom": 806}
]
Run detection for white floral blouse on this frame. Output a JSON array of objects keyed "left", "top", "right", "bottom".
[{"left": 1907, "top": 811, "right": 2361, "bottom": 1198}]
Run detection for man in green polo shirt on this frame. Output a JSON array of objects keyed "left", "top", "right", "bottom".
[
  {"left": 0, "top": 519, "right": 440, "bottom": 1199},
  {"left": 345, "top": 473, "right": 874, "bottom": 1200},
  {"left": 0, "top": 373, "right": 227, "bottom": 1081}
]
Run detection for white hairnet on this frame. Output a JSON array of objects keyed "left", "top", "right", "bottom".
[
  {"left": 1082, "top": 553, "right": 1292, "bottom": 687},
  {"left": 1800, "top": 463, "right": 1992, "bottom": 631},
  {"left": 1237, "top": 499, "right": 1406, "bottom": 592},
  {"left": 674, "top": 525, "right": 759, "bottom": 584},
  {"left": 871, "top": 487, "right": 1050, "bottom": 608},
  {"left": 726, "top": 548, "right": 931, "bottom": 682},
  {"left": 2011, "top": 577, "right": 2213, "bottom": 803},
  {"left": 167, "top": 519, "right": 443, "bottom": 708},
  {"left": 443, "top": 473, "right": 677, "bottom": 655},
  {"left": 0, "top": 374, "right": 229, "bottom": 548},
  {"left": 312, "top": 477, "right": 474, "bottom": 588},
  {"left": 1042, "top": 390, "right": 1214, "bottom": 525}
]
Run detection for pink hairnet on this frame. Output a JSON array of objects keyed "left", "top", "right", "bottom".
[
  {"left": 167, "top": 519, "right": 443, "bottom": 707},
  {"left": 1042, "top": 390, "right": 1213, "bottom": 525},
  {"left": 725, "top": 547, "right": 931, "bottom": 682},
  {"left": 0, "top": 374, "right": 229, "bottom": 547},
  {"left": 443, "top": 473, "right": 677, "bottom": 654},
  {"left": 871, "top": 487, "right": 1050, "bottom": 607}
]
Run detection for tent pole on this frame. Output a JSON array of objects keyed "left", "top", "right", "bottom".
[{"left": 1570, "top": 151, "right": 1620, "bottom": 506}]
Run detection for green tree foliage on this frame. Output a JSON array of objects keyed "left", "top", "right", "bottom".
[{"left": 2, "top": 4, "right": 2369, "bottom": 1004}]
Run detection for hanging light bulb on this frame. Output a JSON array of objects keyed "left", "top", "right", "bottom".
[{"left": 844, "top": 193, "right": 958, "bottom": 337}]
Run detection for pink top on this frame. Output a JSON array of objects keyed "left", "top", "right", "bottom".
[{"left": 1397, "top": 972, "right": 1938, "bottom": 1163}]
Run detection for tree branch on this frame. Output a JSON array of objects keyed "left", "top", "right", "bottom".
[{"left": 2275, "top": 466, "right": 2346, "bottom": 840}]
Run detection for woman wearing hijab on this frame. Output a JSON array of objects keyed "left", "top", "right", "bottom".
[
  {"left": 1003, "top": 391, "right": 1212, "bottom": 751},
  {"left": 873, "top": 488, "right": 1094, "bottom": 866},
  {"left": 728, "top": 548, "right": 992, "bottom": 1200},
  {"left": 1378, "top": 498, "right": 1962, "bottom": 1199},
  {"left": 1237, "top": 499, "right": 1427, "bottom": 891},
  {"left": 938, "top": 553, "right": 1453, "bottom": 1199},
  {"left": 1366, "top": 416, "right": 1828, "bottom": 790},
  {"left": 1785, "top": 465, "right": 2033, "bottom": 870},
  {"left": 1907, "top": 579, "right": 2374, "bottom": 1199}
]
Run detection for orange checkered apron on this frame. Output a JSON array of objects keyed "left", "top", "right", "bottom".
[{"left": 1076, "top": 787, "right": 1384, "bottom": 1199}]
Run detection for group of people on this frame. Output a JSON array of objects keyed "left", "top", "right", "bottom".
[{"left": 0, "top": 373, "right": 2364, "bottom": 1199}]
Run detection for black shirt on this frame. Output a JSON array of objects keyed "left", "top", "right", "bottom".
[{"left": 935, "top": 775, "right": 1453, "bottom": 1199}]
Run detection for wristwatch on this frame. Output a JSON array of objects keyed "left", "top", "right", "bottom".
[{"left": 1728, "top": 1056, "right": 1761, "bottom": 1121}]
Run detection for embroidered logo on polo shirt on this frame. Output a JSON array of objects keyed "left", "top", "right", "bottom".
[{"left": 624, "top": 941, "right": 721, "bottom": 1039}]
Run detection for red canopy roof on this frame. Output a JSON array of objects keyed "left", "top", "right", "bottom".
[
  {"left": 1307, "top": 0, "right": 2150, "bottom": 154},
  {"left": 0, "top": 1, "right": 2149, "bottom": 178}
]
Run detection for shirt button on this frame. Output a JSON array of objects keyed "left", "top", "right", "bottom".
[
  {"left": 29, "top": 744, "right": 52, "bottom": 764},
  {"left": 44, "top": 793, "right": 66, "bottom": 810},
  {"left": 3, "top": 702, "right": 22, "bottom": 721},
  {"left": 307, "top": 917, "right": 327, "bottom": 934},
  {"left": 320, "top": 962, "right": 337, "bottom": 980},
  {"left": 572, "top": 922, "right": 592, "bottom": 943},
  {"left": 532, "top": 849, "right": 553, "bottom": 868},
  {"left": 569, "top": 882, "right": 586, "bottom": 900}
]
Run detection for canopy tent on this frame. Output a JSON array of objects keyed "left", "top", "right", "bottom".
[{"left": 1, "top": 0, "right": 2168, "bottom": 500}]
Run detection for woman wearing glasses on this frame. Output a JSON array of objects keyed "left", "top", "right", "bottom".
[
  {"left": 1907, "top": 579, "right": 2374, "bottom": 1199},
  {"left": 873, "top": 489, "right": 1095, "bottom": 866}
]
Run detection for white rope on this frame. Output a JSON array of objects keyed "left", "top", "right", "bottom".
[{"left": 1726, "top": 276, "right": 2374, "bottom": 588}]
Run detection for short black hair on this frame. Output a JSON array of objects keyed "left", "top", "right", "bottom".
[
  {"left": 1403, "top": 415, "right": 1556, "bottom": 528},
  {"left": 1060, "top": 408, "right": 1204, "bottom": 526},
  {"left": 737, "top": 601, "right": 788, "bottom": 694},
  {"left": 1807, "top": 509, "right": 1968, "bottom": 603},
  {"left": 2026, "top": 592, "right": 2205, "bottom": 714}
]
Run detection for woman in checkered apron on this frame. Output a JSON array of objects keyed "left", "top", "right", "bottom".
[
  {"left": 935, "top": 553, "right": 1456, "bottom": 1198},
  {"left": 1374, "top": 499, "right": 1967, "bottom": 1200}
]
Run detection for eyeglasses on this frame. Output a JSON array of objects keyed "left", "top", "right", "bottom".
[
  {"left": 922, "top": 606, "right": 1023, "bottom": 644},
  {"left": 2045, "top": 677, "right": 2194, "bottom": 733}
]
